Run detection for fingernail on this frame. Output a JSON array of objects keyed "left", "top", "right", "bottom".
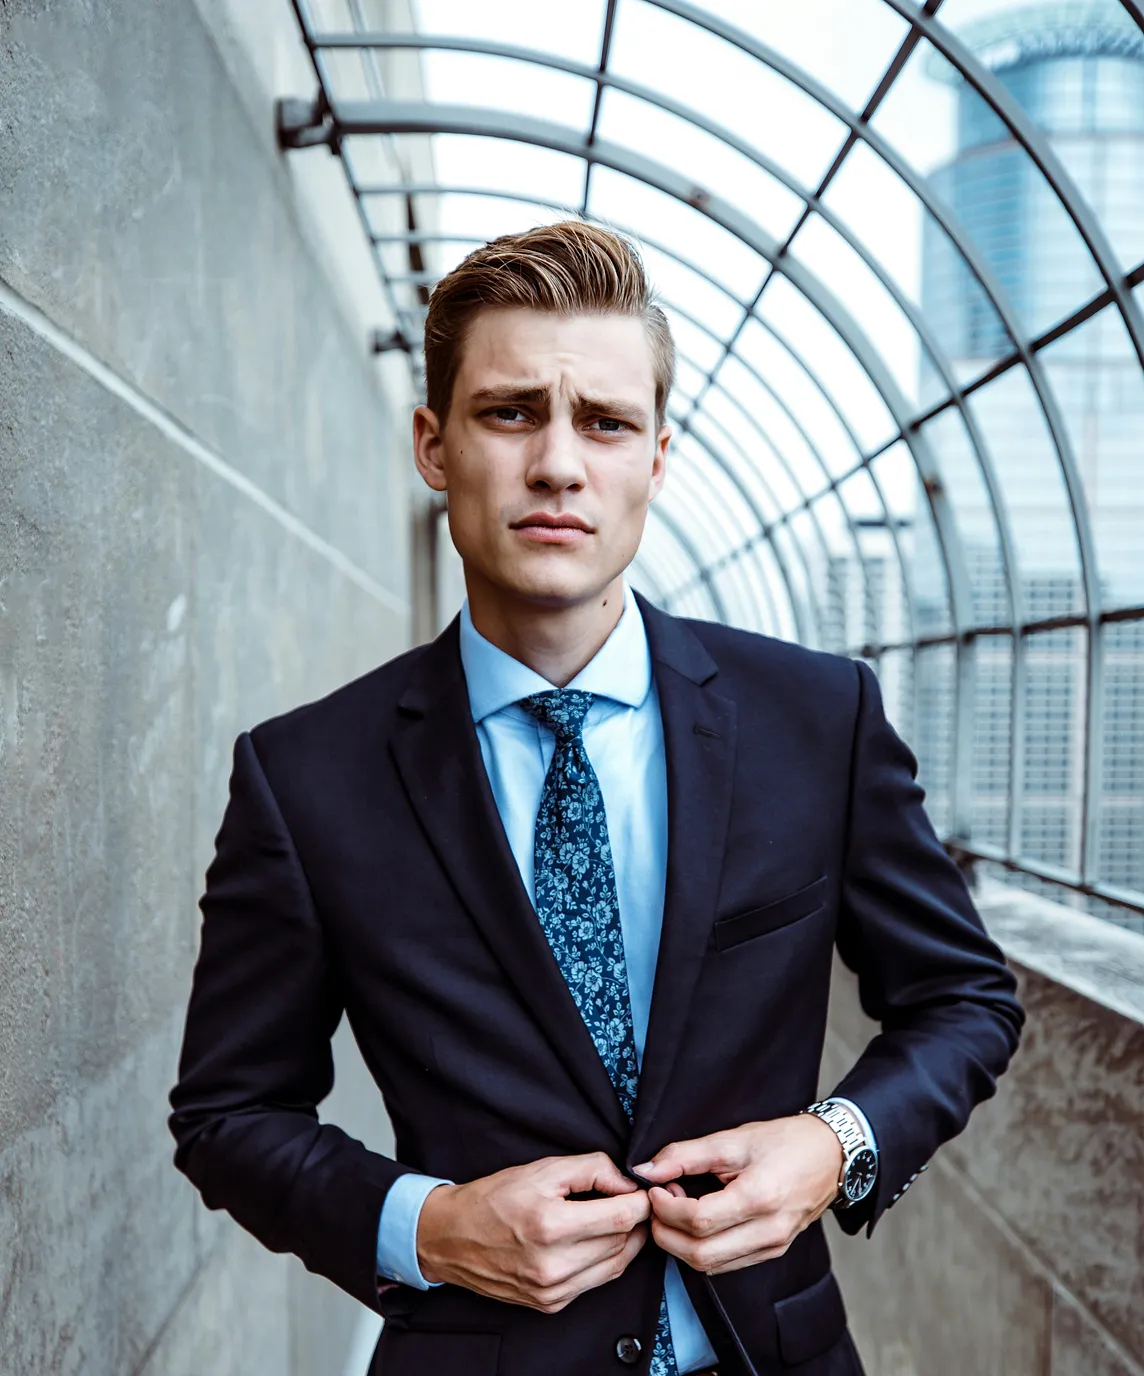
[{"left": 633, "top": 1162, "right": 653, "bottom": 1174}]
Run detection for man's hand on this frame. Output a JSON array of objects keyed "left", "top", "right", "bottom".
[
  {"left": 416, "top": 1152, "right": 650, "bottom": 1313},
  {"left": 633, "top": 1115, "right": 844, "bottom": 1275}
]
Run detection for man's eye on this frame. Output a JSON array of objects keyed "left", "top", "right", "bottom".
[
  {"left": 490, "top": 407, "right": 527, "bottom": 423},
  {"left": 592, "top": 417, "right": 629, "bottom": 433}
]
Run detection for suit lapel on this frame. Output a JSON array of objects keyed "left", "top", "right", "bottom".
[
  {"left": 389, "top": 620, "right": 629, "bottom": 1145},
  {"left": 629, "top": 597, "right": 738, "bottom": 1165}
]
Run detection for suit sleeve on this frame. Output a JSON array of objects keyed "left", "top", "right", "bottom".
[
  {"left": 169, "top": 732, "right": 413, "bottom": 1309},
  {"left": 829, "top": 661, "right": 1024, "bottom": 1236}
]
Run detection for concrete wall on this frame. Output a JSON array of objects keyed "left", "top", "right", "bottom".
[
  {"left": 0, "top": 1, "right": 420, "bottom": 1371},
  {"left": 825, "top": 882, "right": 1144, "bottom": 1376}
]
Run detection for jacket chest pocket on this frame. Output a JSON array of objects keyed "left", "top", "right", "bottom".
[{"left": 712, "top": 874, "right": 828, "bottom": 952}]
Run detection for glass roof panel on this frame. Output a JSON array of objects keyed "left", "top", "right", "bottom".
[
  {"left": 966, "top": 364, "right": 1086, "bottom": 620},
  {"left": 749, "top": 540, "right": 800, "bottom": 640},
  {"left": 669, "top": 432, "right": 766, "bottom": 546},
  {"left": 662, "top": 308, "right": 725, "bottom": 375},
  {"left": 594, "top": 88, "right": 805, "bottom": 245},
  {"left": 916, "top": 407, "right": 1009, "bottom": 629},
  {"left": 710, "top": 559, "right": 767, "bottom": 631},
  {"left": 610, "top": 1, "right": 852, "bottom": 191},
  {"left": 588, "top": 170, "right": 769, "bottom": 301},
  {"left": 420, "top": 194, "right": 569, "bottom": 244},
  {"left": 870, "top": 32, "right": 1110, "bottom": 343},
  {"left": 709, "top": 355, "right": 829, "bottom": 506},
  {"left": 341, "top": 134, "right": 404, "bottom": 187},
  {"left": 1039, "top": 305, "right": 1144, "bottom": 611},
  {"left": 1054, "top": 116, "right": 1144, "bottom": 272},
  {"left": 875, "top": 647, "right": 915, "bottom": 740},
  {"left": 681, "top": 409, "right": 785, "bottom": 529},
  {"left": 419, "top": 51, "right": 598, "bottom": 128},
  {"left": 427, "top": 135, "right": 586, "bottom": 205},
  {"left": 820, "top": 141, "right": 1011, "bottom": 385},
  {"left": 639, "top": 245, "right": 744, "bottom": 339},
  {"left": 732, "top": 316, "right": 864, "bottom": 478},
  {"left": 754, "top": 275, "right": 900, "bottom": 454},
  {"left": 787, "top": 507, "right": 832, "bottom": 637},
  {"left": 768, "top": 519, "right": 818, "bottom": 644},
  {"left": 672, "top": 355, "right": 707, "bottom": 402},
  {"left": 414, "top": 0, "right": 609, "bottom": 66},
  {"left": 695, "top": 0, "right": 913, "bottom": 112},
  {"left": 871, "top": 441, "right": 954, "bottom": 639},
  {"left": 787, "top": 211, "right": 924, "bottom": 405},
  {"left": 696, "top": 386, "right": 811, "bottom": 513}
]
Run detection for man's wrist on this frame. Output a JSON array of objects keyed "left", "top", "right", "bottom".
[
  {"left": 415, "top": 1181, "right": 461, "bottom": 1286},
  {"left": 803, "top": 1098, "right": 879, "bottom": 1209},
  {"left": 377, "top": 1173, "right": 454, "bottom": 1289}
]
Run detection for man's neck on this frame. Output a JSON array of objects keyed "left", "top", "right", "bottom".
[{"left": 466, "top": 578, "right": 626, "bottom": 688}]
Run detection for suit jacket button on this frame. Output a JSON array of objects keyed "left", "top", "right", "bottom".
[{"left": 616, "top": 1335, "right": 643, "bottom": 1365}]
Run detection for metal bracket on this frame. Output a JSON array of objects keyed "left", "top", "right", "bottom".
[
  {"left": 370, "top": 329, "right": 415, "bottom": 355},
  {"left": 276, "top": 94, "right": 338, "bottom": 151}
]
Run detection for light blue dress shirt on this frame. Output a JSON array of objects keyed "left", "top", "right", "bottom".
[{"left": 375, "top": 589, "right": 877, "bottom": 1370}]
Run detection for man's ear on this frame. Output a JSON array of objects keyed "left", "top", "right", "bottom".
[
  {"left": 413, "top": 405, "right": 448, "bottom": 492},
  {"left": 649, "top": 425, "right": 671, "bottom": 502}
]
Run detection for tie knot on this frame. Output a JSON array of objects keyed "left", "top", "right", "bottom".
[{"left": 518, "top": 689, "right": 595, "bottom": 741}]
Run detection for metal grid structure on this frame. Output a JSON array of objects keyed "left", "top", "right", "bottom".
[{"left": 278, "top": 0, "right": 1144, "bottom": 922}]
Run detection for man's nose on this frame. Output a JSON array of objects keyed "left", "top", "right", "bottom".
[{"left": 527, "top": 420, "right": 587, "bottom": 491}]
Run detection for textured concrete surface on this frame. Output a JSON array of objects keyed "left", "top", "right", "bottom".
[
  {"left": 824, "top": 884, "right": 1144, "bottom": 1376},
  {"left": 0, "top": 0, "right": 414, "bottom": 1370}
]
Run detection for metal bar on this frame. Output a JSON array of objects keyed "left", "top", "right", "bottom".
[
  {"left": 582, "top": 0, "right": 619, "bottom": 216},
  {"left": 680, "top": 406, "right": 830, "bottom": 645},
  {"left": 669, "top": 410, "right": 816, "bottom": 644},
  {"left": 648, "top": 504, "right": 729, "bottom": 622}
]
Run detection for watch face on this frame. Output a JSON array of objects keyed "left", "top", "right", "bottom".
[{"left": 844, "top": 1148, "right": 878, "bottom": 1202}]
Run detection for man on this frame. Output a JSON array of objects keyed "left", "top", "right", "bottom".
[{"left": 170, "top": 222, "right": 1023, "bottom": 1376}]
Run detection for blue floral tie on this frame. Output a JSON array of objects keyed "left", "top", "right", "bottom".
[{"left": 518, "top": 689, "right": 677, "bottom": 1376}]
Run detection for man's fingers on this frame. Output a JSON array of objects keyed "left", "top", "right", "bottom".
[
  {"left": 555, "top": 1188, "right": 651, "bottom": 1241},
  {"left": 634, "top": 1130, "right": 747, "bottom": 1183},
  {"left": 651, "top": 1213, "right": 794, "bottom": 1273},
  {"left": 545, "top": 1151, "right": 640, "bottom": 1199},
  {"left": 647, "top": 1182, "right": 755, "bottom": 1237},
  {"left": 530, "top": 1224, "right": 649, "bottom": 1313}
]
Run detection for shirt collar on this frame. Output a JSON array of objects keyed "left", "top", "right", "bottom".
[{"left": 458, "top": 586, "right": 653, "bottom": 724}]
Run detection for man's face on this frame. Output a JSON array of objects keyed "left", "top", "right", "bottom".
[{"left": 413, "top": 308, "right": 669, "bottom": 610}]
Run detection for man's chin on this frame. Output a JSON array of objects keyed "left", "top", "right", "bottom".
[{"left": 494, "top": 567, "right": 616, "bottom": 611}]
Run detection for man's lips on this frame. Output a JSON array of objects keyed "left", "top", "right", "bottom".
[{"left": 510, "top": 514, "right": 594, "bottom": 543}]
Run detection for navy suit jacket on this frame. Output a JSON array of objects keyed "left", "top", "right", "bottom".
[{"left": 169, "top": 597, "right": 1023, "bottom": 1376}]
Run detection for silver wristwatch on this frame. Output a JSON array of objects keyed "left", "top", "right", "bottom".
[{"left": 803, "top": 1100, "right": 879, "bottom": 1208}]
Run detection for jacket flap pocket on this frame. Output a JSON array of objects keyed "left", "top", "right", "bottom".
[
  {"left": 774, "top": 1270, "right": 847, "bottom": 1366},
  {"left": 713, "top": 875, "right": 828, "bottom": 951}
]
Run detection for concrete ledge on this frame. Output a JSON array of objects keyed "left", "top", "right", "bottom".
[
  {"left": 826, "top": 882, "right": 1144, "bottom": 1376},
  {"left": 976, "top": 878, "right": 1144, "bottom": 1027}
]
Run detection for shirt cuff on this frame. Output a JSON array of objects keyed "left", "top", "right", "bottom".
[
  {"left": 824, "top": 1095, "right": 878, "bottom": 1157},
  {"left": 376, "top": 1173, "right": 453, "bottom": 1289}
]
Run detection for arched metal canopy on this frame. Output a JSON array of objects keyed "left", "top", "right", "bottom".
[{"left": 280, "top": 0, "right": 1144, "bottom": 923}]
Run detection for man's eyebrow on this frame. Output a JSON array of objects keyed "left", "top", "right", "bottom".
[
  {"left": 469, "top": 385, "right": 552, "bottom": 407},
  {"left": 574, "top": 394, "right": 649, "bottom": 426}
]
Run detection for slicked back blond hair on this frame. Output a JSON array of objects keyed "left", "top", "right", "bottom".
[{"left": 423, "top": 221, "right": 675, "bottom": 429}]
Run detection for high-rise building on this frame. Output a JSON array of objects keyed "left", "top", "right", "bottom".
[{"left": 913, "top": 2, "right": 1144, "bottom": 908}]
